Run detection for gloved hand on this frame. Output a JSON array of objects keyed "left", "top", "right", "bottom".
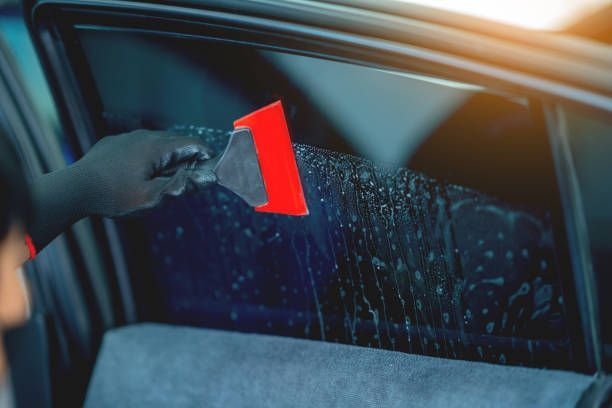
[{"left": 28, "top": 130, "right": 216, "bottom": 250}]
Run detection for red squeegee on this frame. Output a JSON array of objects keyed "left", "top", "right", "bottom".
[{"left": 213, "top": 101, "right": 309, "bottom": 216}]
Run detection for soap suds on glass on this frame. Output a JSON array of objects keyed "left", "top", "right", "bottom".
[{"left": 146, "top": 125, "right": 571, "bottom": 369}]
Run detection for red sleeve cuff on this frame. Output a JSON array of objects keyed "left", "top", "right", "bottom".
[{"left": 25, "top": 234, "right": 37, "bottom": 260}]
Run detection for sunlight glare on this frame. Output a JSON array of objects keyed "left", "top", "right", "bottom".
[{"left": 397, "top": 0, "right": 611, "bottom": 30}]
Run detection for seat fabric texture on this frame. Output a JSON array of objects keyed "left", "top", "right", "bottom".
[{"left": 85, "top": 323, "right": 593, "bottom": 408}]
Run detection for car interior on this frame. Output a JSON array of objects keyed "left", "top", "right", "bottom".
[{"left": 1, "top": 0, "right": 611, "bottom": 406}]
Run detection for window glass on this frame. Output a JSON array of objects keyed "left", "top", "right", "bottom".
[
  {"left": 564, "top": 108, "right": 612, "bottom": 370},
  {"left": 0, "top": 10, "right": 58, "bottom": 130},
  {"left": 0, "top": 7, "right": 73, "bottom": 167},
  {"left": 75, "top": 28, "right": 575, "bottom": 369}
]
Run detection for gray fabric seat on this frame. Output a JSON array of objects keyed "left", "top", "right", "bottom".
[{"left": 85, "top": 323, "right": 593, "bottom": 408}]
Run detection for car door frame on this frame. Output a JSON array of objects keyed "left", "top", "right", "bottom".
[{"left": 23, "top": 0, "right": 612, "bottom": 375}]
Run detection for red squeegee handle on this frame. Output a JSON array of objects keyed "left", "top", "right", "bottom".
[{"left": 234, "top": 101, "right": 308, "bottom": 216}]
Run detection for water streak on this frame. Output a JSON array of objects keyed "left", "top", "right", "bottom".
[{"left": 145, "top": 125, "right": 571, "bottom": 368}]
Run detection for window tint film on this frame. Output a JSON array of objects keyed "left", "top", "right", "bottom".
[
  {"left": 74, "top": 28, "right": 577, "bottom": 369},
  {"left": 564, "top": 108, "right": 612, "bottom": 370}
]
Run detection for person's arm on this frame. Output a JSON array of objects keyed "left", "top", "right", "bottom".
[{"left": 26, "top": 129, "right": 216, "bottom": 255}]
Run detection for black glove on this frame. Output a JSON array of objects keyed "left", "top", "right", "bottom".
[{"left": 28, "top": 130, "right": 216, "bottom": 250}]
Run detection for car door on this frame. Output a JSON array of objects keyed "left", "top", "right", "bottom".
[{"left": 23, "top": 0, "right": 612, "bottom": 404}]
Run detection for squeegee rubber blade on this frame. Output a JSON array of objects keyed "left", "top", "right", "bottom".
[{"left": 233, "top": 101, "right": 309, "bottom": 216}]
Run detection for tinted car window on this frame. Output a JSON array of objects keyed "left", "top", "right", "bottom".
[
  {"left": 564, "top": 108, "right": 612, "bottom": 370},
  {"left": 73, "top": 27, "right": 577, "bottom": 369}
]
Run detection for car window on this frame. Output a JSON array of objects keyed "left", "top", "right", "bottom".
[
  {"left": 72, "top": 27, "right": 578, "bottom": 369},
  {"left": 0, "top": 9, "right": 67, "bottom": 161},
  {"left": 564, "top": 108, "right": 612, "bottom": 370}
]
